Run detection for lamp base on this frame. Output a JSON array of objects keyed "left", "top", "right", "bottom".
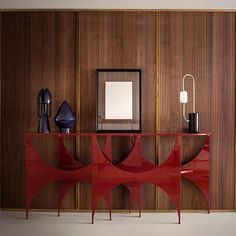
[{"left": 189, "top": 113, "right": 199, "bottom": 133}]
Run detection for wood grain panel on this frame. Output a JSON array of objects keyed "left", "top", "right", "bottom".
[
  {"left": 30, "top": 12, "right": 77, "bottom": 209},
  {"left": 79, "top": 12, "right": 156, "bottom": 210},
  {"left": 1, "top": 12, "right": 31, "bottom": 208},
  {"left": 30, "top": 12, "right": 57, "bottom": 209},
  {"left": 0, "top": 12, "right": 1, "bottom": 208},
  {"left": 159, "top": 12, "right": 183, "bottom": 210},
  {"left": 136, "top": 12, "right": 156, "bottom": 210},
  {"left": 211, "top": 13, "right": 235, "bottom": 209},
  {"left": 181, "top": 12, "right": 212, "bottom": 210},
  {"left": 1, "top": 12, "right": 77, "bottom": 209},
  {"left": 159, "top": 12, "right": 235, "bottom": 210},
  {"left": 54, "top": 12, "right": 77, "bottom": 209}
]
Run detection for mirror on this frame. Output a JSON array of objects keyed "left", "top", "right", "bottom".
[
  {"left": 105, "top": 81, "right": 133, "bottom": 120},
  {"left": 96, "top": 69, "right": 141, "bottom": 132}
]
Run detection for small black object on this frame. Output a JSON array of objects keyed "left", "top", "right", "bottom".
[
  {"left": 54, "top": 101, "right": 76, "bottom": 133},
  {"left": 38, "top": 88, "right": 52, "bottom": 133},
  {"left": 189, "top": 112, "right": 199, "bottom": 133}
]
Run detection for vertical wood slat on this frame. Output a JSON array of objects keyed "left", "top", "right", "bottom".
[
  {"left": 30, "top": 12, "right": 57, "bottom": 209},
  {"left": 159, "top": 12, "right": 235, "bottom": 210},
  {"left": 30, "top": 12, "right": 77, "bottom": 209},
  {"left": 0, "top": 12, "right": 2, "bottom": 208},
  {"left": 1, "top": 12, "right": 77, "bottom": 209},
  {"left": 78, "top": 11, "right": 156, "bottom": 210},
  {"left": 136, "top": 12, "right": 156, "bottom": 210},
  {"left": 155, "top": 12, "right": 160, "bottom": 136},
  {"left": 1, "top": 12, "right": 31, "bottom": 208},
  {"left": 158, "top": 12, "right": 183, "bottom": 210},
  {"left": 211, "top": 13, "right": 235, "bottom": 209},
  {"left": 235, "top": 12, "right": 236, "bottom": 212},
  {"left": 181, "top": 12, "right": 212, "bottom": 210},
  {"left": 76, "top": 12, "right": 80, "bottom": 210},
  {"left": 54, "top": 12, "right": 77, "bottom": 210},
  {"left": 155, "top": 11, "right": 160, "bottom": 210}
]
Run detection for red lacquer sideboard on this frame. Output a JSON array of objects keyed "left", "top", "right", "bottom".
[{"left": 25, "top": 132, "right": 210, "bottom": 223}]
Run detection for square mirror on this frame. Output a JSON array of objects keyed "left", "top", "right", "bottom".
[{"left": 96, "top": 69, "right": 141, "bottom": 132}]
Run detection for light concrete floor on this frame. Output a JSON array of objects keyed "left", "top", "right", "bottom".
[{"left": 0, "top": 211, "right": 235, "bottom": 236}]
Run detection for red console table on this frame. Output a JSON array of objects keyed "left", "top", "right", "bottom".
[{"left": 25, "top": 132, "right": 210, "bottom": 223}]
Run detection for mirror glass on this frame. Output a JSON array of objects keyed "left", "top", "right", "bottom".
[
  {"left": 96, "top": 69, "right": 141, "bottom": 132},
  {"left": 105, "top": 81, "right": 133, "bottom": 120}
]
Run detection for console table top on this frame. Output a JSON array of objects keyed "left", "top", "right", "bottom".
[{"left": 24, "top": 131, "right": 211, "bottom": 137}]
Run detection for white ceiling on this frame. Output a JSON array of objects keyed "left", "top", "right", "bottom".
[{"left": 0, "top": 0, "right": 236, "bottom": 10}]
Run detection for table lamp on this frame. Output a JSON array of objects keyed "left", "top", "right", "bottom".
[{"left": 180, "top": 74, "right": 199, "bottom": 133}]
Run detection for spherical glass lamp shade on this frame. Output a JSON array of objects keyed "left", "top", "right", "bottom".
[{"left": 54, "top": 101, "right": 75, "bottom": 133}]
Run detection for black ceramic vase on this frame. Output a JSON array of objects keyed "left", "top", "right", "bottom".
[
  {"left": 38, "top": 88, "right": 52, "bottom": 133},
  {"left": 188, "top": 112, "right": 199, "bottom": 133},
  {"left": 54, "top": 101, "right": 76, "bottom": 133}
]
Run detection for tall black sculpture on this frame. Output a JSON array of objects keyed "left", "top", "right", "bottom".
[{"left": 38, "top": 88, "right": 52, "bottom": 133}]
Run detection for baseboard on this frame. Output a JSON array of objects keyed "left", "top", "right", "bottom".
[{"left": 1, "top": 208, "right": 235, "bottom": 213}]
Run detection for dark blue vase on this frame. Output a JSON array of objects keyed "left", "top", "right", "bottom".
[{"left": 54, "top": 101, "right": 75, "bottom": 133}]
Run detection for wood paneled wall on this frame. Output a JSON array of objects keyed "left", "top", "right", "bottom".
[
  {"left": 78, "top": 12, "right": 156, "bottom": 210},
  {"left": 159, "top": 12, "right": 235, "bottom": 210},
  {"left": 0, "top": 11, "right": 235, "bottom": 210},
  {"left": 1, "top": 12, "right": 31, "bottom": 208},
  {"left": 1, "top": 12, "right": 77, "bottom": 208}
]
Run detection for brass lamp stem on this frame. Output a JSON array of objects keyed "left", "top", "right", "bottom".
[{"left": 182, "top": 74, "right": 196, "bottom": 122}]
